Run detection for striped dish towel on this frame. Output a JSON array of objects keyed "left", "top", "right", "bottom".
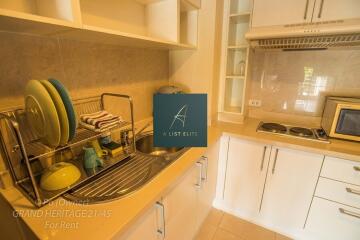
[{"left": 80, "top": 111, "right": 122, "bottom": 132}]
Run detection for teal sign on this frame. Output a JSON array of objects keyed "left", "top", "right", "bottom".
[{"left": 153, "top": 94, "right": 207, "bottom": 147}]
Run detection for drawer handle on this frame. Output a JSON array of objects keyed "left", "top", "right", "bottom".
[
  {"left": 339, "top": 208, "right": 360, "bottom": 219},
  {"left": 346, "top": 187, "right": 360, "bottom": 196},
  {"left": 354, "top": 166, "right": 360, "bottom": 172}
]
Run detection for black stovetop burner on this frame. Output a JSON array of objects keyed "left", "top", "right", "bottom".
[
  {"left": 261, "top": 122, "right": 287, "bottom": 133},
  {"left": 257, "top": 121, "right": 329, "bottom": 142}
]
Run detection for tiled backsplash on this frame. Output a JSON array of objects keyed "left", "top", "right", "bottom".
[
  {"left": 0, "top": 32, "right": 168, "bottom": 187},
  {"left": 0, "top": 32, "right": 169, "bottom": 120},
  {"left": 247, "top": 49, "right": 360, "bottom": 125}
]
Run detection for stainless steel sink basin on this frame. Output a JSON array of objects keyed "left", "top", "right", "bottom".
[
  {"left": 136, "top": 133, "right": 184, "bottom": 156},
  {"left": 64, "top": 132, "right": 187, "bottom": 204}
]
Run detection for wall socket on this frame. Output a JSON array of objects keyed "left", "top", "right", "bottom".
[{"left": 248, "top": 99, "right": 262, "bottom": 107}]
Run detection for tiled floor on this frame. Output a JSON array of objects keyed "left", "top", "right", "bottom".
[{"left": 195, "top": 208, "right": 292, "bottom": 240}]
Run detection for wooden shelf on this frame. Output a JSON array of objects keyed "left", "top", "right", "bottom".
[{"left": 0, "top": 0, "right": 199, "bottom": 50}]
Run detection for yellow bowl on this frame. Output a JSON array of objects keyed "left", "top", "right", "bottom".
[{"left": 40, "top": 162, "right": 81, "bottom": 191}]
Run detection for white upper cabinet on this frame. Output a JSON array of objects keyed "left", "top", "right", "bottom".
[
  {"left": 312, "top": 0, "right": 360, "bottom": 22},
  {"left": 252, "top": 0, "right": 315, "bottom": 27},
  {"left": 223, "top": 138, "right": 271, "bottom": 219},
  {"left": 259, "top": 147, "right": 323, "bottom": 237},
  {"left": 252, "top": 0, "right": 360, "bottom": 28}
]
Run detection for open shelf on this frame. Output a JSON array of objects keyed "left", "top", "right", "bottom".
[
  {"left": 0, "top": 0, "right": 76, "bottom": 22},
  {"left": 230, "top": 0, "right": 251, "bottom": 14},
  {"left": 79, "top": 0, "right": 178, "bottom": 43},
  {"left": 228, "top": 15, "right": 249, "bottom": 46},
  {"left": 0, "top": 0, "right": 80, "bottom": 34},
  {"left": 226, "top": 48, "right": 247, "bottom": 76},
  {"left": 229, "top": 12, "right": 250, "bottom": 23},
  {"left": 228, "top": 44, "right": 248, "bottom": 49},
  {"left": 224, "top": 77, "right": 245, "bottom": 113},
  {"left": 179, "top": 0, "right": 198, "bottom": 46}
]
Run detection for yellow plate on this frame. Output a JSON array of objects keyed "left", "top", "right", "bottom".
[
  {"left": 40, "top": 80, "right": 69, "bottom": 146},
  {"left": 40, "top": 162, "right": 81, "bottom": 191},
  {"left": 25, "top": 80, "right": 60, "bottom": 147}
]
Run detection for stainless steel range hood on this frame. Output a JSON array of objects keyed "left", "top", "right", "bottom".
[{"left": 245, "top": 19, "right": 360, "bottom": 50}]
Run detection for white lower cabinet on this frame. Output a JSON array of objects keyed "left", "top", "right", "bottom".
[
  {"left": 118, "top": 142, "right": 219, "bottom": 240},
  {"left": 163, "top": 163, "right": 199, "bottom": 240},
  {"left": 259, "top": 147, "right": 323, "bottom": 237},
  {"left": 217, "top": 136, "right": 324, "bottom": 238},
  {"left": 223, "top": 138, "right": 271, "bottom": 219},
  {"left": 304, "top": 197, "right": 360, "bottom": 240}
]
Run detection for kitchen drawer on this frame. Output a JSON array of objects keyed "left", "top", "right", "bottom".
[
  {"left": 315, "top": 177, "right": 360, "bottom": 209},
  {"left": 305, "top": 197, "right": 360, "bottom": 240},
  {"left": 321, "top": 156, "right": 360, "bottom": 185}
]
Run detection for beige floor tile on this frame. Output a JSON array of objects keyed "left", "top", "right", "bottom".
[
  {"left": 195, "top": 222, "right": 217, "bottom": 240},
  {"left": 219, "top": 213, "right": 248, "bottom": 237},
  {"left": 212, "top": 228, "right": 244, "bottom": 240},
  {"left": 219, "top": 213, "right": 276, "bottom": 240},
  {"left": 275, "top": 233, "right": 292, "bottom": 240},
  {"left": 203, "top": 208, "right": 224, "bottom": 227}
]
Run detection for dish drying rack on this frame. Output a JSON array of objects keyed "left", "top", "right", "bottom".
[{"left": 0, "top": 93, "right": 136, "bottom": 207}]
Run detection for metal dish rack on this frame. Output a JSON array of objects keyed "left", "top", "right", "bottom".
[{"left": 0, "top": 93, "right": 136, "bottom": 207}]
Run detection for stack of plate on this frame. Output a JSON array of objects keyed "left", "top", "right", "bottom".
[{"left": 25, "top": 79, "right": 77, "bottom": 148}]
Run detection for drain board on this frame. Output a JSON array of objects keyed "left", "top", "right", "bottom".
[{"left": 63, "top": 152, "right": 185, "bottom": 204}]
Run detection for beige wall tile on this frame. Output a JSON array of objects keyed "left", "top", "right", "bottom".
[{"left": 247, "top": 50, "right": 360, "bottom": 122}]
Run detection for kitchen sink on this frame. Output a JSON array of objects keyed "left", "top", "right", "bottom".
[
  {"left": 64, "top": 132, "right": 187, "bottom": 204},
  {"left": 136, "top": 133, "right": 184, "bottom": 156}
]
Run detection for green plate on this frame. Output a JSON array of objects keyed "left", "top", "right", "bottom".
[
  {"left": 49, "top": 79, "right": 77, "bottom": 141},
  {"left": 40, "top": 80, "right": 69, "bottom": 146},
  {"left": 25, "top": 80, "right": 61, "bottom": 148}
]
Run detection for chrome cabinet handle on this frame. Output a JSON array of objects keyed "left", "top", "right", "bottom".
[
  {"left": 339, "top": 208, "right": 360, "bottom": 219},
  {"left": 260, "top": 146, "right": 267, "bottom": 171},
  {"left": 272, "top": 149, "right": 279, "bottom": 174},
  {"left": 317, "top": 0, "right": 325, "bottom": 18},
  {"left": 303, "top": 0, "right": 310, "bottom": 20},
  {"left": 354, "top": 166, "right": 360, "bottom": 172},
  {"left": 195, "top": 162, "right": 203, "bottom": 189},
  {"left": 346, "top": 187, "right": 360, "bottom": 196},
  {"left": 201, "top": 156, "right": 208, "bottom": 181},
  {"left": 156, "top": 201, "right": 166, "bottom": 239}
]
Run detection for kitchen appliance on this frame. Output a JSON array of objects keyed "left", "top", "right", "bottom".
[
  {"left": 321, "top": 97, "right": 360, "bottom": 142},
  {"left": 257, "top": 122, "right": 329, "bottom": 142},
  {"left": 157, "top": 85, "right": 183, "bottom": 94}
]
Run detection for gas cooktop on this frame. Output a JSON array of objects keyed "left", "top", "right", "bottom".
[{"left": 257, "top": 122, "right": 329, "bottom": 143}]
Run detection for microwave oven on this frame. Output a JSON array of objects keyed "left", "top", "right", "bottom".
[{"left": 321, "top": 97, "right": 360, "bottom": 142}]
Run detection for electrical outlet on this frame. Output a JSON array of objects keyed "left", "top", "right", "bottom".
[{"left": 248, "top": 99, "right": 262, "bottom": 107}]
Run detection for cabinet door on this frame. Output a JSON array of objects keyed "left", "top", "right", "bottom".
[
  {"left": 252, "top": 0, "right": 315, "bottom": 27},
  {"left": 223, "top": 138, "right": 271, "bottom": 219},
  {"left": 304, "top": 197, "right": 360, "bottom": 240},
  {"left": 163, "top": 163, "right": 199, "bottom": 240},
  {"left": 312, "top": 0, "right": 360, "bottom": 22},
  {"left": 260, "top": 147, "right": 323, "bottom": 237},
  {"left": 117, "top": 204, "right": 159, "bottom": 240},
  {"left": 197, "top": 140, "right": 220, "bottom": 228}
]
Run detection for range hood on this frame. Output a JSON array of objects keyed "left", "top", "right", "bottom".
[{"left": 245, "top": 19, "right": 360, "bottom": 50}]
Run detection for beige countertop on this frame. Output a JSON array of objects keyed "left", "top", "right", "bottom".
[{"left": 1, "top": 118, "right": 359, "bottom": 240}]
